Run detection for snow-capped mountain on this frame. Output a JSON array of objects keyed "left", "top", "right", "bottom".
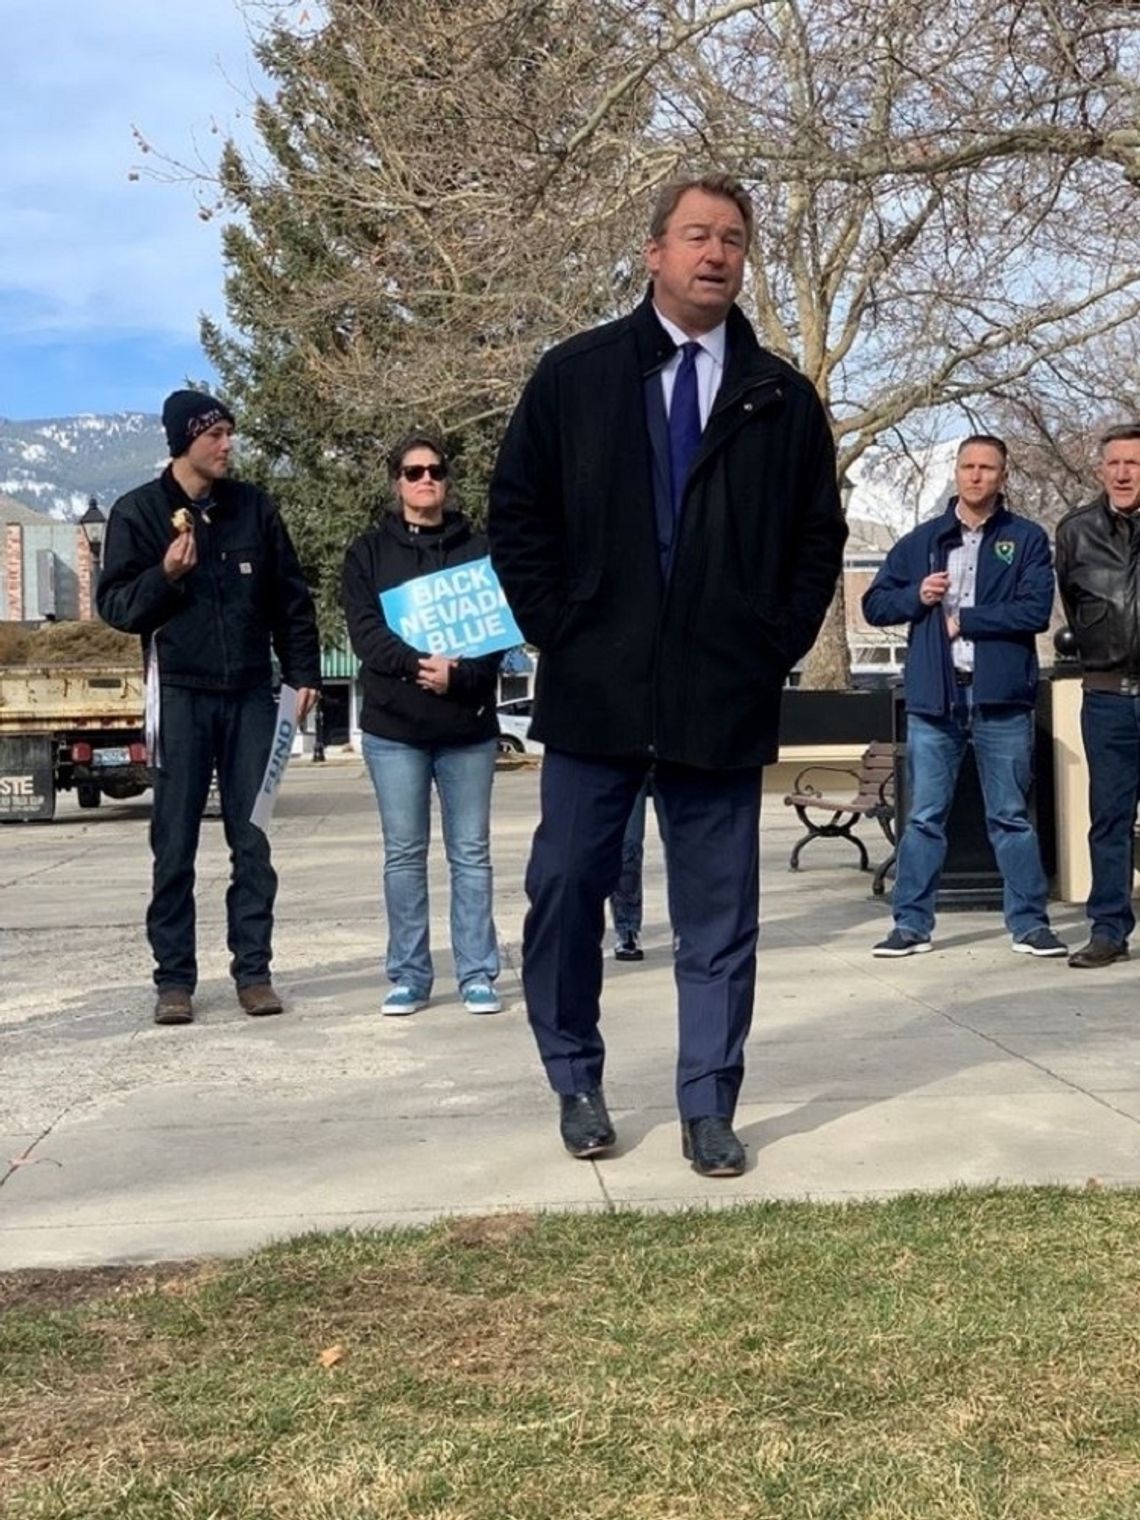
[
  {"left": 1, "top": 411, "right": 964, "bottom": 539},
  {"left": 0, "top": 413, "right": 167, "bottom": 519}
]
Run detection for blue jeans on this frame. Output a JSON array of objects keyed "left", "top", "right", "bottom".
[
  {"left": 361, "top": 734, "right": 499, "bottom": 994},
  {"left": 1081, "top": 691, "right": 1140, "bottom": 944},
  {"left": 893, "top": 698, "right": 1050, "bottom": 940}
]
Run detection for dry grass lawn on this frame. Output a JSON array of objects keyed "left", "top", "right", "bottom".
[{"left": 3, "top": 1191, "right": 1140, "bottom": 1518}]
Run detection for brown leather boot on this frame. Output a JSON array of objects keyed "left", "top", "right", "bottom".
[
  {"left": 154, "top": 988, "right": 194, "bottom": 1025},
  {"left": 237, "top": 983, "right": 284, "bottom": 1016}
]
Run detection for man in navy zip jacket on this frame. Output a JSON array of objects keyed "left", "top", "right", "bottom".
[
  {"left": 489, "top": 174, "right": 845, "bottom": 1176},
  {"left": 862, "top": 435, "right": 1065, "bottom": 958}
]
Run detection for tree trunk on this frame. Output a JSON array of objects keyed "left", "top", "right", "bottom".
[{"left": 797, "top": 580, "right": 851, "bottom": 690}]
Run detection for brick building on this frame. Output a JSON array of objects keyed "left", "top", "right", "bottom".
[{"left": 1, "top": 496, "right": 99, "bottom": 623}]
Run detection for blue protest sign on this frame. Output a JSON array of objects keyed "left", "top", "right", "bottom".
[{"left": 379, "top": 555, "right": 524, "bottom": 658}]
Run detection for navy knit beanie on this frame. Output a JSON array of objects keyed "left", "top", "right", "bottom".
[{"left": 162, "top": 390, "right": 236, "bottom": 458}]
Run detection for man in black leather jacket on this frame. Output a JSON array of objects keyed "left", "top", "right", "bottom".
[{"left": 1055, "top": 423, "right": 1140, "bottom": 968}]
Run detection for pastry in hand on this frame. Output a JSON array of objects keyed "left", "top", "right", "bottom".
[{"left": 171, "top": 507, "right": 194, "bottom": 535}]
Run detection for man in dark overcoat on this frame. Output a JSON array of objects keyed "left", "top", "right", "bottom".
[{"left": 489, "top": 174, "right": 846, "bottom": 1175}]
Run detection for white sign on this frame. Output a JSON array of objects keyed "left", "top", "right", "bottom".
[{"left": 251, "top": 684, "right": 298, "bottom": 832}]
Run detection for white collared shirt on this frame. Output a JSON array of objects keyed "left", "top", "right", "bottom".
[
  {"left": 653, "top": 307, "right": 726, "bottom": 429},
  {"left": 946, "top": 510, "right": 984, "bottom": 673}
]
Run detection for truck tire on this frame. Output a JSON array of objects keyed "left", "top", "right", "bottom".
[
  {"left": 77, "top": 782, "right": 102, "bottom": 809},
  {"left": 99, "top": 780, "right": 147, "bottom": 801}
]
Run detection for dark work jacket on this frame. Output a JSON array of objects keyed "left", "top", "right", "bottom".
[
  {"left": 862, "top": 499, "right": 1053, "bottom": 717},
  {"left": 97, "top": 468, "right": 321, "bottom": 691},
  {"left": 487, "top": 294, "right": 846, "bottom": 769},
  {"left": 1055, "top": 494, "right": 1140, "bottom": 675},
  {"left": 342, "top": 510, "right": 501, "bottom": 746}
]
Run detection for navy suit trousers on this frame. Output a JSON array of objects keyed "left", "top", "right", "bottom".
[{"left": 522, "top": 749, "right": 762, "bottom": 1119}]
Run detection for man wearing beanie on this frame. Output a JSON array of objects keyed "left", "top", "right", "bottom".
[{"left": 97, "top": 389, "right": 321, "bottom": 1025}]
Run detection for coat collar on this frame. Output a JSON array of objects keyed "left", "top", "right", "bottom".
[
  {"left": 160, "top": 464, "right": 233, "bottom": 512},
  {"left": 935, "top": 495, "right": 1012, "bottom": 539},
  {"left": 1094, "top": 492, "right": 1140, "bottom": 535},
  {"left": 381, "top": 508, "right": 472, "bottom": 549},
  {"left": 630, "top": 287, "right": 778, "bottom": 391}
]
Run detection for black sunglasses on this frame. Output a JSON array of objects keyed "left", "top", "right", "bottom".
[{"left": 399, "top": 463, "right": 448, "bottom": 482}]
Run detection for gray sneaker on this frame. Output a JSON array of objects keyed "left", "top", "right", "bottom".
[
  {"left": 1012, "top": 927, "right": 1068, "bottom": 958},
  {"left": 872, "top": 928, "right": 933, "bottom": 958}
]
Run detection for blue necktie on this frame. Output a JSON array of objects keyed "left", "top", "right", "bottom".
[{"left": 668, "top": 341, "right": 702, "bottom": 529}]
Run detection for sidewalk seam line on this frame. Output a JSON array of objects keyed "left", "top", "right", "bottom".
[
  {"left": 854, "top": 955, "right": 1140, "bottom": 1129},
  {"left": 0, "top": 1117, "right": 65, "bottom": 1192},
  {"left": 938, "top": 1012, "right": 1140, "bottom": 1130},
  {"left": 592, "top": 1163, "right": 617, "bottom": 1212}
]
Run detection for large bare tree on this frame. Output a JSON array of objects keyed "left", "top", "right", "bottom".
[
  {"left": 192, "top": 0, "right": 769, "bottom": 617},
  {"left": 658, "top": 0, "right": 1140, "bottom": 679},
  {"left": 177, "top": 0, "right": 1140, "bottom": 656}
]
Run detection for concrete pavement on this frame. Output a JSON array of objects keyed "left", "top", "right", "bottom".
[{"left": 2, "top": 760, "right": 1138, "bottom": 1268}]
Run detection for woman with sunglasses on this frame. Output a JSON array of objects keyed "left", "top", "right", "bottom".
[{"left": 343, "top": 430, "right": 502, "bottom": 1016}]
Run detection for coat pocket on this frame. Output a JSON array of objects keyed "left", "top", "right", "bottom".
[
  {"left": 742, "top": 592, "right": 792, "bottom": 673},
  {"left": 221, "top": 546, "right": 262, "bottom": 590},
  {"left": 567, "top": 562, "right": 603, "bottom": 604},
  {"left": 1075, "top": 600, "right": 1108, "bottom": 628},
  {"left": 544, "top": 563, "right": 604, "bottom": 650}
]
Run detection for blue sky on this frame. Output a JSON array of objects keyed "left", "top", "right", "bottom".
[{"left": 1, "top": 1, "right": 303, "bottom": 420}]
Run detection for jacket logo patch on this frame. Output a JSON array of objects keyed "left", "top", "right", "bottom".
[
  {"left": 994, "top": 539, "right": 1015, "bottom": 565},
  {"left": 240, "top": 561, "right": 253, "bottom": 574}
]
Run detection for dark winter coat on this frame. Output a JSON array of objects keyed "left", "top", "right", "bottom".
[
  {"left": 342, "top": 510, "right": 501, "bottom": 746},
  {"left": 487, "top": 294, "right": 846, "bottom": 770},
  {"left": 1055, "top": 494, "right": 1140, "bottom": 675},
  {"left": 862, "top": 500, "right": 1053, "bottom": 717},
  {"left": 97, "top": 467, "right": 321, "bottom": 691}
]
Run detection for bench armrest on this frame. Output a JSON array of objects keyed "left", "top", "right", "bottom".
[{"left": 786, "top": 764, "right": 861, "bottom": 800}]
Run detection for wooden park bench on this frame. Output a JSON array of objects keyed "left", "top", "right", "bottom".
[{"left": 783, "top": 740, "right": 898, "bottom": 895}]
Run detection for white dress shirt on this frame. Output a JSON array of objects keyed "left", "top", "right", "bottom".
[
  {"left": 653, "top": 307, "right": 727, "bottom": 429},
  {"left": 945, "top": 512, "right": 983, "bottom": 673}
]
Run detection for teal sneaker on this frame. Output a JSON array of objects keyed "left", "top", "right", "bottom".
[
  {"left": 462, "top": 982, "right": 502, "bottom": 1015},
  {"left": 381, "top": 986, "right": 429, "bottom": 1016}
]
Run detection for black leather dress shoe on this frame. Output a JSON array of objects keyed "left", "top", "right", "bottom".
[
  {"left": 1068, "top": 937, "right": 1130, "bottom": 969},
  {"left": 682, "top": 1116, "right": 746, "bottom": 1177},
  {"left": 559, "top": 1091, "right": 616, "bottom": 1158}
]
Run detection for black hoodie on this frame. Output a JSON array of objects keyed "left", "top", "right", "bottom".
[{"left": 342, "top": 510, "right": 502, "bottom": 745}]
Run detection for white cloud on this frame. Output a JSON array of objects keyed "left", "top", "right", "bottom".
[{"left": 1, "top": 0, "right": 305, "bottom": 343}]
